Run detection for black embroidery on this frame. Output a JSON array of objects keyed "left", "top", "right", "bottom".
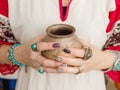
[
  {"left": 103, "top": 21, "right": 120, "bottom": 50},
  {"left": 0, "top": 16, "right": 18, "bottom": 43}
]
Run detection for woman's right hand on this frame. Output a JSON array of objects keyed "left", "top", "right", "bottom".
[{"left": 14, "top": 35, "right": 63, "bottom": 72}]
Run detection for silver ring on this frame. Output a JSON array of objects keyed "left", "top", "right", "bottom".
[
  {"left": 83, "top": 47, "right": 93, "bottom": 60},
  {"left": 76, "top": 66, "right": 82, "bottom": 75},
  {"left": 57, "top": 68, "right": 63, "bottom": 73},
  {"left": 37, "top": 66, "right": 44, "bottom": 74}
]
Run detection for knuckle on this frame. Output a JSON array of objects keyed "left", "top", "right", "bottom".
[
  {"left": 52, "top": 61, "right": 58, "bottom": 67},
  {"left": 47, "top": 42, "right": 53, "bottom": 48},
  {"left": 29, "top": 51, "right": 37, "bottom": 59},
  {"left": 52, "top": 61, "right": 56, "bottom": 65},
  {"left": 39, "top": 42, "right": 46, "bottom": 49},
  {"left": 67, "top": 58, "right": 71, "bottom": 61},
  {"left": 30, "top": 54, "right": 35, "bottom": 60},
  {"left": 66, "top": 58, "right": 72, "bottom": 63},
  {"left": 47, "top": 42, "right": 52, "bottom": 46},
  {"left": 42, "top": 60, "right": 47, "bottom": 66}
]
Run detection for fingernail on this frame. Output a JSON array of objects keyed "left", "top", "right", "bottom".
[
  {"left": 52, "top": 43, "right": 60, "bottom": 48},
  {"left": 63, "top": 48, "right": 71, "bottom": 53},
  {"left": 57, "top": 68, "right": 63, "bottom": 73},
  {"left": 61, "top": 63, "right": 67, "bottom": 67},
  {"left": 55, "top": 57, "right": 62, "bottom": 62}
]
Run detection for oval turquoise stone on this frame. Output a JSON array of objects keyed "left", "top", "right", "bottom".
[{"left": 31, "top": 44, "right": 35, "bottom": 50}]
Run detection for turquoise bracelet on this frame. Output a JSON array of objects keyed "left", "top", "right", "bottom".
[{"left": 8, "top": 44, "right": 25, "bottom": 66}]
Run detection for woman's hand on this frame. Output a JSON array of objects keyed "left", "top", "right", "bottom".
[
  {"left": 56, "top": 39, "right": 115, "bottom": 74},
  {"left": 14, "top": 35, "right": 63, "bottom": 72}
]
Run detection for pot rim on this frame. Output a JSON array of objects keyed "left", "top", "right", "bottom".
[{"left": 46, "top": 24, "right": 76, "bottom": 38}]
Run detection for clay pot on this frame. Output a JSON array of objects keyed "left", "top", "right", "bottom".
[{"left": 41, "top": 24, "right": 82, "bottom": 60}]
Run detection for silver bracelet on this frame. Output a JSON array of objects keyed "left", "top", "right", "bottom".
[
  {"left": 111, "top": 51, "right": 120, "bottom": 71},
  {"left": 103, "top": 50, "right": 120, "bottom": 72}
]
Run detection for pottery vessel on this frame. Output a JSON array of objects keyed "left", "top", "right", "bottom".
[{"left": 41, "top": 24, "right": 82, "bottom": 60}]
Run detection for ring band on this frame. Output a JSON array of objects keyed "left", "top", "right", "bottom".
[
  {"left": 76, "top": 66, "right": 82, "bottom": 75},
  {"left": 83, "top": 47, "right": 93, "bottom": 60},
  {"left": 31, "top": 42, "right": 40, "bottom": 52},
  {"left": 37, "top": 66, "right": 44, "bottom": 74},
  {"left": 57, "top": 68, "right": 63, "bottom": 73}
]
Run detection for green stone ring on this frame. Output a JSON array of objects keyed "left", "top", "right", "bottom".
[
  {"left": 31, "top": 42, "right": 39, "bottom": 52},
  {"left": 37, "top": 66, "right": 44, "bottom": 74}
]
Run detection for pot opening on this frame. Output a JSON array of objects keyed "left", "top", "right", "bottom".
[
  {"left": 47, "top": 24, "right": 75, "bottom": 38},
  {"left": 51, "top": 28, "right": 73, "bottom": 35}
]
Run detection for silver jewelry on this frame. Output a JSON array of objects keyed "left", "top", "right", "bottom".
[
  {"left": 104, "top": 50, "right": 120, "bottom": 72},
  {"left": 55, "top": 57, "right": 62, "bottom": 62},
  {"left": 76, "top": 66, "right": 82, "bottom": 75},
  {"left": 61, "top": 63, "right": 68, "bottom": 67},
  {"left": 57, "top": 68, "right": 63, "bottom": 73},
  {"left": 111, "top": 51, "right": 120, "bottom": 71},
  {"left": 83, "top": 47, "right": 93, "bottom": 60}
]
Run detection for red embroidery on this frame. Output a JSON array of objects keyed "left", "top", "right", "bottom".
[
  {"left": 103, "top": 21, "right": 120, "bottom": 50},
  {"left": 59, "top": 0, "right": 72, "bottom": 21},
  {"left": 0, "top": 17, "right": 18, "bottom": 43},
  {"left": 0, "top": 64, "right": 19, "bottom": 75}
]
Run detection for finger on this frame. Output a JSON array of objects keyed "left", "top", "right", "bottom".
[
  {"left": 29, "top": 52, "right": 62, "bottom": 68},
  {"left": 43, "top": 67, "right": 58, "bottom": 73},
  {"left": 39, "top": 42, "right": 60, "bottom": 51},
  {"left": 56, "top": 56, "right": 85, "bottom": 66},
  {"left": 57, "top": 66, "right": 78, "bottom": 74},
  {"left": 32, "top": 62, "right": 41, "bottom": 70},
  {"left": 39, "top": 55, "right": 63, "bottom": 67},
  {"left": 41, "top": 59, "right": 63, "bottom": 67},
  {"left": 63, "top": 48, "right": 85, "bottom": 57}
]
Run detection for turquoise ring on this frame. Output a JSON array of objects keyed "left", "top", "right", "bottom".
[
  {"left": 31, "top": 42, "right": 39, "bottom": 52},
  {"left": 37, "top": 66, "right": 44, "bottom": 74}
]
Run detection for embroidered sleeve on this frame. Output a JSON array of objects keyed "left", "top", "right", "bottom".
[
  {"left": 103, "top": 21, "right": 120, "bottom": 50},
  {"left": 103, "top": 0, "right": 120, "bottom": 82},
  {"left": 0, "top": 15, "right": 17, "bottom": 44},
  {"left": 0, "top": 15, "right": 19, "bottom": 75}
]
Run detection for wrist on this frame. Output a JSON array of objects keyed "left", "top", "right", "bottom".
[
  {"left": 101, "top": 50, "right": 115, "bottom": 72},
  {"left": 0, "top": 45, "right": 12, "bottom": 64},
  {"left": 14, "top": 42, "right": 33, "bottom": 65},
  {"left": 14, "top": 45, "right": 24, "bottom": 64},
  {"left": 102, "top": 50, "right": 120, "bottom": 72}
]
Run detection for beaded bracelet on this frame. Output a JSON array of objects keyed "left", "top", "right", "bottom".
[{"left": 8, "top": 44, "right": 25, "bottom": 66}]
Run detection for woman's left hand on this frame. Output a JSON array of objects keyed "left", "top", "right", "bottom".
[{"left": 56, "top": 39, "right": 115, "bottom": 74}]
